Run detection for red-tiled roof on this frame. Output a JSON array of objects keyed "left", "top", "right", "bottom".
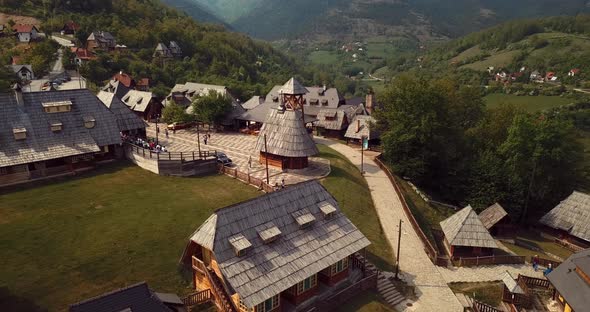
[
  {"left": 137, "top": 78, "right": 150, "bottom": 87},
  {"left": 113, "top": 72, "right": 134, "bottom": 88},
  {"left": 13, "top": 24, "right": 36, "bottom": 33},
  {"left": 73, "top": 48, "right": 97, "bottom": 60},
  {"left": 63, "top": 21, "right": 80, "bottom": 31}
]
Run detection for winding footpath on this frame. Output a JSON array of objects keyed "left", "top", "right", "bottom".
[{"left": 315, "top": 137, "right": 464, "bottom": 312}]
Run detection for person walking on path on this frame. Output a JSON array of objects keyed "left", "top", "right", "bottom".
[
  {"left": 281, "top": 178, "right": 285, "bottom": 189},
  {"left": 165, "top": 128, "right": 169, "bottom": 138},
  {"left": 204, "top": 135, "right": 208, "bottom": 145},
  {"left": 248, "top": 156, "right": 252, "bottom": 168},
  {"left": 532, "top": 255, "right": 539, "bottom": 271}
]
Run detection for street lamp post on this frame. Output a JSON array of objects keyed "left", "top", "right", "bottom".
[
  {"left": 155, "top": 116, "right": 160, "bottom": 145},
  {"left": 360, "top": 135, "right": 367, "bottom": 174},
  {"left": 395, "top": 219, "right": 403, "bottom": 280}
]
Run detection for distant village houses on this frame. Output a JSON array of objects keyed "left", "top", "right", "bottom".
[
  {"left": 153, "top": 41, "right": 182, "bottom": 59},
  {"left": 101, "top": 72, "right": 161, "bottom": 120},
  {"left": 86, "top": 31, "right": 116, "bottom": 52},
  {"left": 7, "top": 65, "right": 34, "bottom": 81},
  {"left": 13, "top": 24, "right": 39, "bottom": 43},
  {"left": 61, "top": 21, "right": 80, "bottom": 35}
]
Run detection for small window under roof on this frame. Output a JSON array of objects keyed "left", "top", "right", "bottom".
[
  {"left": 13, "top": 127, "right": 27, "bottom": 140},
  {"left": 256, "top": 222, "right": 282, "bottom": 244},
  {"left": 50, "top": 120, "right": 63, "bottom": 132},
  {"left": 83, "top": 116, "right": 96, "bottom": 129},
  {"left": 292, "top": 209, "right": 316, "bottom": 228},
  {"left": 319, "top": 201, "right": 337, "bottom": 219},
  {"left": 228, "top": 233, "right": 252, "bottom": 257}
]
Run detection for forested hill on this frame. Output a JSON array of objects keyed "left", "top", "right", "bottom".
[
  {"left": 0, "top": 0, "right": 301, "bottom": 98},
  {"left": 167, "top": 0, "right": 590, "bottom": 41},
  {"left": 402, "top": 14, "right": 590, "bottom": 83}
]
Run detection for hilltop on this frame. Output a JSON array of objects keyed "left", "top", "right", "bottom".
[{"left": 166, "top": 0, "right": 590, "bottom": 41}]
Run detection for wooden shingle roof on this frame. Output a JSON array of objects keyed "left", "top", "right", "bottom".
[
  {"left": 478, "top": 203, "right": 508, "bottom": 230},
  {"left": 69, "top": 282, "right": 173, "bottom": 312},
  {"left": 440, "top": 206, "right": 498, "bottom": 249},
  {"left": 280, "top": 77, "right": 308, "bottom": 95},
  {"left": 97, "top": 91, "right": 146, "bottom": 132},
  {"left": 540, "top": 191, "right": 590, "bottom": 242},
  {"left": 254, "top": 108, "right": 319, "bottom": 157},
  {"left": 345, "top": 115, "right": 379, "bottom": 140},
  {"left": 184, "top": 180, "right": 370, "bottom": 308}
]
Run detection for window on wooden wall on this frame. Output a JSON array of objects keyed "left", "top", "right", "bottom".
[
  {"left": 255, "top": 294, "right": 279, "bottom": 312},
  {"left": 330, "top": 257, "right": 349, "bottom": 275},
  {"left": 296, "top": 274, "right": 317, "bottom": 294}
]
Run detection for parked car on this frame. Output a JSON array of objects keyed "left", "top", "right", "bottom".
[
  {"left": 216, "top": 152, "right": 233, "bottom": 166},
  {"left": 167, "top": 122, "right": 194, "bottom": 130}
]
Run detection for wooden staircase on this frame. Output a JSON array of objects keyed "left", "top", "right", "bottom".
[
  {"left": 207, "top": 268, "right": 239, "bottom": 312},
  {"left": 376, "top": 273, "right": 405, "bottom": 307}
]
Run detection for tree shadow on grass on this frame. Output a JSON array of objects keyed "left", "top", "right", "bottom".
[{"left": 0, "top": 287, "right": 47, "bottom": 312}]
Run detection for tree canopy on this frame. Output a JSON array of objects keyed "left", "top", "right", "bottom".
[
  {"left": 376, "top": 75, "right": 584, "bottom": 220},
  {"left": 190, "top": 90, "right": 232, "bottom": 125}
]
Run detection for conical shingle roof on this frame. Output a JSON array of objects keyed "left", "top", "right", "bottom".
[
  {"left": 280, "top": 77, "right": 309, "bottom": 95},
  {"left": 440, "top": 205, "right": 498, "bottom": 249},
  {"left": 254, "top": 108, "right": 318, "bottom": 157}
]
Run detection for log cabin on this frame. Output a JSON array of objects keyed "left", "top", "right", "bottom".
[
  {"left": 181, "top": 180, "right": 372, "bottom": 312},
  {"left": 440, "top": 205, "right": 498, "bottom": 259},
  {"left": 478, "top": 203, "right": 515, "bottom": 238}
]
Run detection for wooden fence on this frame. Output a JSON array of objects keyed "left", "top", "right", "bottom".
[
  {"left": 374, "top": 156, "right": 439, "bottom": 264},
  {"left": 473, "top": 300, "right": 503, "bottom": 312},
  {"left": 182, "top": 289, "right": 212, "bottom": 306},
  {"left": 518, "top": 274, "right": 551, "bottom": 289},
  {"left": 457, "top": 255, "right": 525, "bottom": 267},
  {"left": 554, "top": 238, "right": 585, "bottom": 252},
  {"left": 533, "top": 256, "right": 562, "bottom": 269},
  {"left": 218, "top": 165, "right": 274, "bottom": 193},
  {"left": 126, "top": 143, "right": 217, "bottom": 161}
]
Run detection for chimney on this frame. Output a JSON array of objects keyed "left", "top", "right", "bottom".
[
  {"left": 13, "top": 84, "right": 24, "bottom": 107},
  {"left": 356, "top": 119, "right": 360, "bottom": 133},
  {"left": 365, "top": 93, "right": 374, "bottom": 114}
]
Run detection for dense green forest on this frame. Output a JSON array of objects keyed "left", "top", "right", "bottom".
[
  {"left": 375, "top": 75, "right": 589, "bottom": 220},
  {"left": 0, "top": 0, "right": 316, "bottom": 98}
]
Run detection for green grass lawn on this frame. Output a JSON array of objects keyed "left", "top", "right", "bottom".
[
  {"left": 0, "top": 163, "right": 261, "bottom": 311},
  {"left": 485, "top": 94, "right": 573, "bottom": 112},
  {"left": 461, "top": 50, "right": 521, "bottom": 71},
  {"left": 318, "top": 145, "right": 396, "bottom": 271},
  {"left": 341, "top": 291, "right": 395, "bottom": 312},
  {"left": 503, "top": 229, "right": 573, "bottom": 261},
  {"left": 308, "top": 50, "right": 340, "bottom": 65},
  {"left": 1, "top": 146, "right": 393, "bottom": 311},
  {"left": 449, "top": 282, "right": 503, "bottom": 307}
]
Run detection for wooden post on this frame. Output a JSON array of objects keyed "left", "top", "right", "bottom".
[
  {"left": 264, "top": 134, "right": 270, "bottom": 185},
  {"left": 192, "top": 151, "right": 195, "bottom": 161},
  {"left": 197, "top": 123, "right": 201, "bottom": 157},
  {"left": 395, "top": 219, "right": 402, "bottom": 279}
]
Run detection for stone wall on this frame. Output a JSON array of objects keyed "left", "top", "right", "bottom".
[{"left": 125, "top": 147, "right": 159, "bottom": 174}]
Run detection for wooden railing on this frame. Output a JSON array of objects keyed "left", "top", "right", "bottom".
[
  {"left": 517, "top": 275, "right": 550, "bottom": 289},
  {"left": 205, "top": 267, "right": 239, "bottom": 312},
  {"left": 374, "top": 156, "right": 439, "bottom": 264},
  {"left": 457, "top": 255, "right": 525, "bottom": 267},
  {"left": 191, "top": 256, "right": 238, "bottom": 312},
  {"left": 533, "top": 256, "right": 562, "bottom": 269},
  {"left": 218, "top": 165, "right": 274, "bottom": 193},
  {"left": 554, "top": 238, "right": 585, "bottom": 252},
  {"left": 473, "top": 300, "right": 503, "bottom": 312},
  {"left": 125, "top": 143, "right": 217, "bottom": 162},
  {"left": 183, "top": 289, "right": 212, "bottom": 306}
]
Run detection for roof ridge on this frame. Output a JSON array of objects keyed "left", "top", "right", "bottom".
[{"left": 69, "top": 281, "right": 150, "bottom": 308}]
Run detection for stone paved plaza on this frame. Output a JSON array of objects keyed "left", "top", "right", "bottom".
[{"left": 145, "top": 124, "right": 330, "bottom": 186}]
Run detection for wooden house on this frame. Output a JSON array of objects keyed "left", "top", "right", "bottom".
[
  {"left": 0, "top": 86, "right": 134, "bottom": 186},
  {"left": 540, "top": 191, "right": 590, "bottom": 249},
  {"left": 7, "top": 64, "right": 34, "bottom": 81},
  {"left": 153, "top": 42, "right": 173, "bottom": 59},
  {"left": 478, "top": 203, "right": 514, "bottom": 238},
  {"left": 254, "top": 78, "right": 319, "bottom": 170},
  {"left": 69, "top": 282, "right": 183, "bottom": 312},
  {"left": 344, "top": 115, "right": 379, "bottom": 146},
  {"left": 61, "top": 21, "right": 80, "bottom": 35},
  {"left": 314, "top": 105, "right": 364, "bottom": 138},
  {"left": 13, "top": 24, "right": 39, "bottom": 42},
  {"left": 120, "top": 90, "right": 162, "bottom": 121},
  {"left": 96, "top": 91, "right": 146, "bottom": 135},
  {"left": 546, "top": 249, "right": 590, "bottom": 312},
  {"left": 440, "top": 205, "right": 498, "bottom": 258},
  {"left": 87, "top": 31, "right": 116, "bottom": 52},
  {"left": 181, "top": 180, "right": 372, "bottom": 312}
]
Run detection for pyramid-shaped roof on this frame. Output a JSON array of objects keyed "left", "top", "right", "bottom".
[
  {"left": 254, "top": 107, "right": 318, "bottom": 157},
  {"left": 440, "top": 205, "right": 498, "bottom": 249},
  {"left": 280, "top": 77, "right": 309, "bottom": 95}
]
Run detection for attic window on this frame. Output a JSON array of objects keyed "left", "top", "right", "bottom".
[
  {"left": 136, "top": 98, "right": 142, "bottom": 104},
  {"left": 318, "top": 90, "right": 324, "bottom": 96},
  {"left": 50, "top": 121, "right": 63, "bottom": 132},
  {"left": 292, "top": 209, "right": 316, "bottom": 229},
  {"left": 321, "top": 99, "right": 329, "bottom": 106},
  {"left": 122, "top": 95, "right": 130, "bottom": 103},
  {"left": 188, "top": 91, "right": 196, "bottom": 97},
  {"left": 319, "top": 201, "right": 337, "bottom": 219},
  {"left": 309, "top": 99, "right": 319, "bottom": 106},
  {"left": 83, "top": 116, "right": 96, "bottom": 129},
  {"left": 228, "top": 233, "right": 252, "bottom": 257},
  {"left": 13, "top": 127, "right": 27, "bottom": 140},
  {"left": 256, "top": 222, "right": 282, "bottom": 244},
  {"left": 42, "top": 100, "right": 72, "bottom": 113},
  {"left": 272, "top": 96, "right": 279, "bottom": 102}
]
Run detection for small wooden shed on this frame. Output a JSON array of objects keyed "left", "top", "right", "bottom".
[
  {"left": 440, "top": 205, "right": 498, "bottom": 259},
  {"left": 478, "top": 203, "right": 515, "bottom": 238}
]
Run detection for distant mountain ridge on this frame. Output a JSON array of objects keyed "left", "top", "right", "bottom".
[{"left": 167, "top": 0, "right": 590, "bottom": 41}]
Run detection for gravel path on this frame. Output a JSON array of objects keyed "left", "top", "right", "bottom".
[{"left": 314, "top": 137, "right": 464, "bottom": 312}]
